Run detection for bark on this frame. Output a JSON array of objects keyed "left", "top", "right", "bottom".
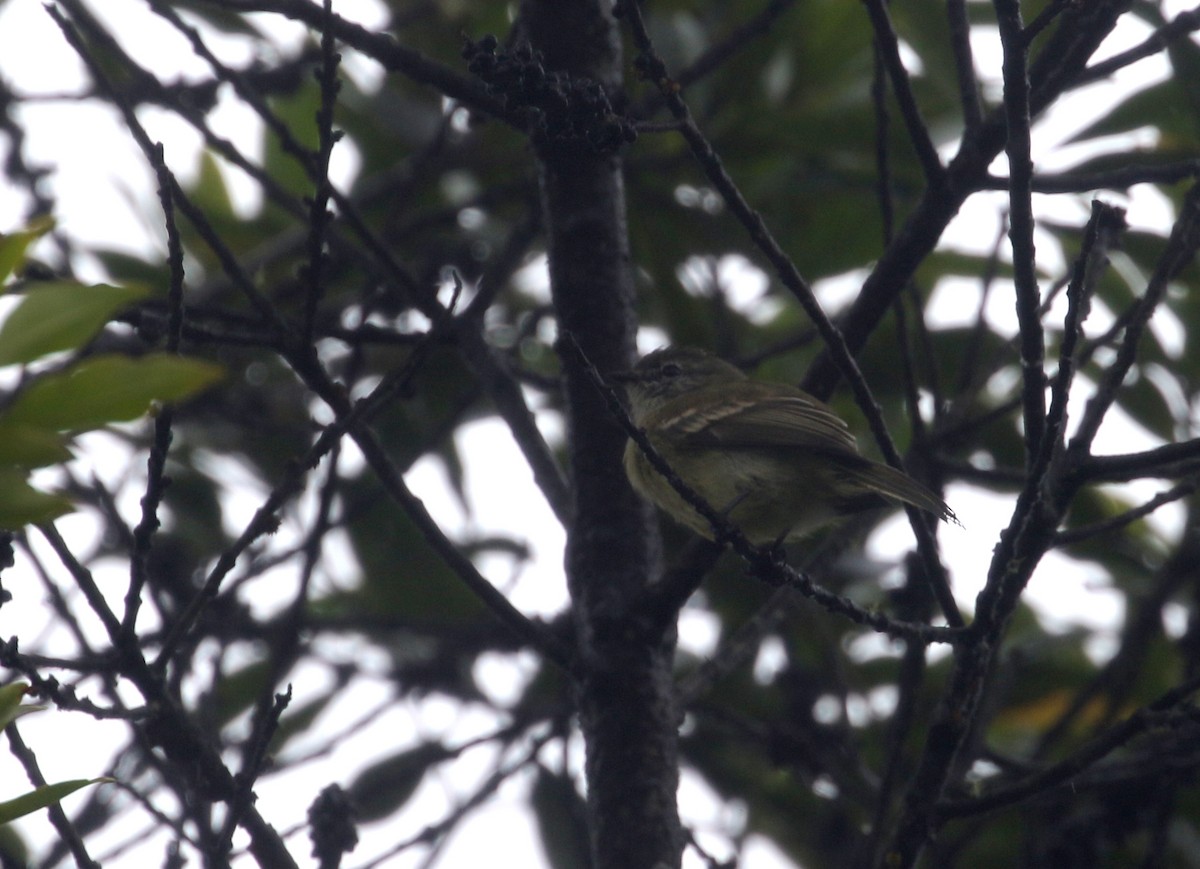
[{"left": 523, "top": 1, "right": 684, "bottom": 867}]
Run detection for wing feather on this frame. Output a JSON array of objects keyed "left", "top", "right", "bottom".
[
  {"left": 841, "top": 463, "right": 957, "bottom": 523},
  {"left": 648, "top": 379, "right": 958, "bottom": 524},
  {"left": 662, "top": 390, "right": 858, "bottom": 454}
]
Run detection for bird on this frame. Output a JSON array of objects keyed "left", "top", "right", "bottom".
[{"left": 613, "top": 346, "right": 955, "bottom": 545}]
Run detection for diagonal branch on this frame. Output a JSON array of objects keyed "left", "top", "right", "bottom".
[
  {"left": 1069, "top": 183, "right": 1200, "bottom": 455},
  {"left": 618, "top": 0, "right": 961, "bottom": 627},
  {"left": 803, "top": 0, "right": 1132, "bottom": 397},
  {"left": 861, "top": 0, "right": 945, "bottom": 187}
]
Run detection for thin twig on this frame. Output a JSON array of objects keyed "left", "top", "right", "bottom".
[
  {"left": 861, "top": 0, "right": 945, "bottom": 186},
  {"left": 5, "top": 723, "right": 102, "bottom": 869},
  {"left": 996, "top": 0, "right": 1047, "bottom": 461},
  {"left": 937, "top": 673, "right": 1200, "bottom": 819}
]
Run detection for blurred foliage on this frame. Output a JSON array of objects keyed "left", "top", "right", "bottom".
[
  {"left": 3, "top": 0, "right": 1200, "bottom": 866},
  {"left": 0, "top": 222, "right": 222, "bottom": 528},
  {"left": 0, "top": 683, "right": 110, "bottom": 826}
]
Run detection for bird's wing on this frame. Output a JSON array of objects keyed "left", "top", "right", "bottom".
[
  {"left": 655, "top": 385, "right": 959, "bottom": 524},
  {"left": 662, "top": 390, "right": 860, "bottom": 454}
]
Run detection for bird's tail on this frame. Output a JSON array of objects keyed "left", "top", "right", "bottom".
[{"left": 848, "top": 463, "right": 959, "bottom": 526}]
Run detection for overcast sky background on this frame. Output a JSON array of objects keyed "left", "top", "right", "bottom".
[{"left": 0, "top": 1, "right": 1192, "bottom": 866}]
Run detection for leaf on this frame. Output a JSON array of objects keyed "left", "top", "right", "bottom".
[
  {"left": 0, "top": 469, "right": 74, "bottom": 530},
  {"left": 1064, "top": 78, "right": 1199, "bottom": 150},
  {"left": 5, "top": 354, "right": 224, "bottom": 432},
  {"left": 318, "top": 469, "right": 487, "bottom": 630},
  {"left": 0, "top": 822, "right": 29, "bottom": 864},
  {"left": 268, "top": 691, "right": 335, "bottom": 754},
  {"left": 0, "top": 683, "right": 42, "bottom": 730},
  {"left": 0, "top": 423, "right": 72, "bottom": 469},
  {"left": 192, "top": 151, "right": 235, "bottom": 224},
  {"left": 532, "top": 768, "right": 591, "bottom": 869},
  {"left": 0, "top": 779, "right": 112, "bottom": 825},
  {"left": 214, "top": 660, "right": 272, "bottom": 727},
  {"left": 347, "top": 744, "right": 451, "bottom": 822},
  {"left": 264, "top": 83, "right": 322, "bottom": 199},
  {"left": 990, "top": 689, "right": 1116, "bottom": 736},
  {"left": 92, "top": 249, "right": 171, "bottom": 290},
  {"left": 0, "top": 217, "right": 54, "bottom": 286},
  {"left": 0, "top": 281, "right": 149, "bottom": 366}
]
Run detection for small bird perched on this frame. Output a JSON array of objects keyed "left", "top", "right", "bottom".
[{"left": 613, "top": 346, "right": 955, "bottom": 545}]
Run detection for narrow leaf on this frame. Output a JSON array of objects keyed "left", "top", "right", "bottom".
[
  {"left": 0, "top": 469, "right": 74, "bottom": 530},
  {"left": 0, "top": 684, "right": 31, "bottom": 730},
  {"left": 0, "top": 423, "right": 73, "bottom": 469},
  {"left": 0, "top": 282, "right": 149, "bottom": 366},
  {"left": 5, "top": 354, "right": 223, "bottom": 432},
  {"left": 0, "top": 217, "right": 54, "bottom": 286},
  {"left": 0, "top": 779, "right": 112, "bottom": 825},
  {"left": 192, "top": 151, "right": 235, "bottom": 220},
  {"left": 347, "top": 745, "right": 450, "bottom": 822}
]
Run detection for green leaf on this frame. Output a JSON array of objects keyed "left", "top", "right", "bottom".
[
  {"left": 0, "top": 683, "right": 42, "bottom": 730},
  {"left": 5, "top": 354, "right": 224, "bottom": 432},
  {"left": 0, "top": 779, "right": 112, "bottom": 825},
  {"left": 532, "top": 768, "right": 591, "bottom": 869},
  {"left": 1064, "top": 78, "right": 1200, "bottom": 151},
  {"left": 347, "top": 744, "right": 450, "bottom": 822},
  {"left": 264, "top": 84, "right": 322, "bottom": 199},
  {"left": 214, "top": 659, "right": 271, "bottom": 727},
  {"left": 0, "top": 469, "right": 74, "bottom": 530},
  {"left": 0, "top": 217, "right": 54, "bottom": 286},
  {"left": 0, "top": 822, "right": 29, "bottom": 864},
  {"left": 92, "top": 249, "right": 170, "bottom": 290},
  {"left": 192, "top": 151, "right": 235, "bottom": 224},
  {"left": 0, "top": 281, "right": 149, "bottom": 366},
  {"left": 0, "top": 423, "right": 72, "bottom": 469},
  {"left": 268, "top": 690, "right": 334, "bottom": 754}
]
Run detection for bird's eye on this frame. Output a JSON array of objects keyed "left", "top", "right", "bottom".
[{"left": 661, "top": 362, "right": 682, "bottom": 377}]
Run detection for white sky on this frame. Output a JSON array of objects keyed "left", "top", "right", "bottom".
[{"left": 0, "top": 1, "right": 1194, "bottom": 866}]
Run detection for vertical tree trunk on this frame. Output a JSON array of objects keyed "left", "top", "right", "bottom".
[{"left": 523, "top": 2, "right": 684, "bottom": 867}]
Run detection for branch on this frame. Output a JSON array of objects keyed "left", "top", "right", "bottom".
[
  {"left": 191, "top": 0, "right": 507, "bottom": 119},
  {"left": 669, "top": 0, "right": 797, "bottom": 94},
  {"left": 123, "top": 141, "right": 182, "bottom": 643},
  {"left": 52, "top": 0, "right": 293, "bottom": 330},
  {"left": 996, "top": 0, "right": 1047, "bottom": 459},
  {"left": 983, "top": 161, "right": 1200, "bottom": 192},
  {"left": 1075, "top": 6, "right": 1200, "bottom": 85},
  {"left": 861, "top": 0, "right": 945, "bottom": 186},
  {"left": 1074, "top": 439, "right": 1200, "bottom": 483},
  {"left": 5, "top": 723, "right": 101, "bottom": 869},
  {"left": 946, "top": 0, "right": 982, "bottom": 129},
  {"left": 52, "top": 2, "right": 566, "bottom": 674},
  {"left": 1069, "top": 182, "right": 1200, "bottom": 454},
  {"left": 937, "top": 673, "right": 1200, "bottom": 819},
  {"left": 287, "top": 349, "right": 576, "bottom": 671},
  {"left": 881, "top": 74, "right": 1135, "bottom": 869},
  {"left": 300, "top": 0, "right": 342, "bottom": 343},
  {"left": 803, "top": 0, "right": 1131, "bottom": 397},
  {"left": 1054, "top": 479, "right": 1197, "bottom": 546},
  {"left": 1038, "top": 201, "right": 1127, "bottom": 479}
]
